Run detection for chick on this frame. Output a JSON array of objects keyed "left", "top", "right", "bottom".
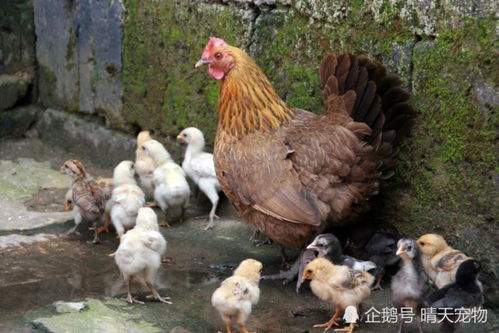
[
  {"left": 110, "top": 161, "right": 145, "bottom": 238},
  {"left": 142, "top": 139, "right": 174, "bottom": 168},
  {"left": 211, "top": 259, "right": 262, "bottom": 333},
  {"left": 263, "top": 234, "right": 376, "bottom": 293},
  {"left": 177, "top": 127, "right": 221, "bottom": 230},
  {"left": 426, "top": 259, "right": 483, "bottom": 333},
  {"left": 135, "top": 130, "right": 155, "bottom": 199},
  {"left": 416, "top": 234, "right": 470, "bottom": 288},
  {"left": 343, "top": 226, "right": 401, "bottom": 290},
  {"left": 60, "top": 160, "right": 106, "bottom": 244},
  {"left": 307, "top": 234, "right": 377, "bottom": 272},
  {"left": 302, "top": 258, "right": 374, "bottom": 332},
  {"left": 64, "top": 188, "right": 73, "bottom": 211},
  {"left": 391, "top": 238, "right": 429, "bottom": 333},
  {"left": 114, "top": 207, "right": 171, "bottom": 304},
  {"left": 95, "top": 177, "right": 114, "bottom": 233}
]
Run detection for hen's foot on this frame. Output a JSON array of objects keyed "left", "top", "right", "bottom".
[
  {"left": 249, "top": 230, "right": 272, "bottom": 246},
  {"left": 146, "top": 294, "right": 172, "bottom": 304}
]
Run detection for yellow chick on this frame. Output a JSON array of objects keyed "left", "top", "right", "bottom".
[
  {"left": 302, "top": 258, "right": 374, "bottom": 332},
  {"left": 211, "top": 259, "right": 263, "bottom": 333},
  {"left": 135, "top": 130, "right": 155, "bottom": 198},
  {"left": 416, "top": 234, "right": 470, "bottom": 288}
]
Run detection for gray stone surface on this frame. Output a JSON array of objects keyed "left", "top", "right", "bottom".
[
  {"left": 0, "top": 0, "right": 35, "bottom": 75},
  {"left": 0, "top": 74, "right": 29, "bottom": 110},
  {"left": 0, "top": 233, "right": 53, "bottom": 248},
  {"left": 36, "top": 108, "right": 136, "bottom": 168},
  {"left": 0, "top": 105, "right": 41, "bottom": 138},
  {"left": 53, "top": 301, "right": 86, "bottom": 314},
  {"left": 34, "top": 0, "right": 124, "bottom": 126}
]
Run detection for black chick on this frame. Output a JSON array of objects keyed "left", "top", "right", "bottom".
[
  {"left": 426, "top": 259, "right": 483, "bottom": 333},
  {"left": 343, "top": 226, "right": 401, "bottom": 290},
  {"left": 391, "top": 238, "right": 429, "bottom": 333}
]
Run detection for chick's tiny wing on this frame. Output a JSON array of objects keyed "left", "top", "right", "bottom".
[
  {"left": 73, "top": 180, "right": 104, "bottom": 213},
  {"left": 435, "top": 251, "right": 469, "bottom": 272},
  {"left": 191, "top": 153, "right": 217, "bottom": 179}
]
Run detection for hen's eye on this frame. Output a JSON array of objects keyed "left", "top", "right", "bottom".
[{"left": 214, "top": 52, "right": 222, "bottom": 60}]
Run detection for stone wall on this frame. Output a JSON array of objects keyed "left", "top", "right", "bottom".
[{"left": 1, "top": 0, "right": 498, "bottom": 304}]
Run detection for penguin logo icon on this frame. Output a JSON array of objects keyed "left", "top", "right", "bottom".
[{"left": 343, "top": 305, "right": 359, "bottom": 323}]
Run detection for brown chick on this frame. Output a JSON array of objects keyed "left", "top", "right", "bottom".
[
  {"left": 211, "top": 259, "right": 263, "bottom": 333},
  {"left": 96, "top": 177, "right": 114, "bottom": 234},
  {"left": 416, "top": 234, "right": 470, "bottom": 288},
  {"left": 60, "top": 160, "right": 106, "bottom": 244},
  {"left": 302, "top": 258, "right": 374, "bottom": 332}
]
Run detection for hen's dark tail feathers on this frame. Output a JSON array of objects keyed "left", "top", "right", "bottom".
[{"left": 320, "top": 54, "right": 415, "bottom": 178}]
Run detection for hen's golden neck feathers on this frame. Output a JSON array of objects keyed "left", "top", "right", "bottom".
[{"left": 218, "top": 46, "right": 293, "bottom": 137}]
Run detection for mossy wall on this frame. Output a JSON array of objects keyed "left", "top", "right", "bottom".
[{"left": 122, "top": 0, "right": 498, "bottom": 303}]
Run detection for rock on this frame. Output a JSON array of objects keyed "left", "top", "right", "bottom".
[
  {"left": 169, "top": 327, "right": 192, "bottom": 333},
  {"left": 34, "top": 0, "right": 125, "bottom": 127},
  {"left": 0, "top": 105, "right": 41, "bottom": 138},
  {"left": 0, "top": 0, "right": 35, "bottom": 74},
  {"left": 32, "top": 298, "right": 162, "bottom": 333},
  {"left": 0, "top": 233, "right": 53, "bottom": 248},
  {"left": 0, "top": 75, "right": 29, "bottom": 110},
  {"left": 53, "top": 301, "right": 86, "bottom": 314},
  {"left": 36, "top": 108, "right": 135, "bottom": 168}
]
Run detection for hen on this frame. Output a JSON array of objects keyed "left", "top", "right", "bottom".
[
  {"left": 211, "top": 258, "right": 262, "bottom": 333},
  {"left": 60, "top": 160, "right": 106, "bottom": 244},
  {"left": 302, "top": 258, "right": 374, "bottom": 332},
  {"left": 110, "top": 161, "right": 145, "bottom": 238},
  {"left": 114, "top": 207, "right": 171, "bottom": 304},
  {"left": 135, "top": 130, "right": 155, "bottom": 199},
  {"left": 195, "top": 38, "right": 414, "bottom": 252},
  {"left": 416, "top": 234, "right": 470, "bottom": 288},
  {"left": 177, "top": 127, "right": 221, "bottom": 230}
]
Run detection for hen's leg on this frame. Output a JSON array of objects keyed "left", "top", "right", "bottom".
[
  {"left": 314, "top": 307, "right": 341, "bottom": 330},
  {"left": 249, "top": 230, "right": 272, "bottom": 246}
]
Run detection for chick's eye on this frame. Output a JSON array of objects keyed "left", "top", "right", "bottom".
[
  {"left": 419, "top": 242, "right": 425, "bottom": 246},
  {"left": 307, "top": 269, "right": 312, "bottom": 274},
  {"left": 407, "top": 245, "right": 412, "bottom": 251},
  {"left": 214, "top": 52, "right": 222, "bottom": 60}
]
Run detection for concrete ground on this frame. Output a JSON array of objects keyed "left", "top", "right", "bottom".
[{"left": 0, "top": 137, "right": 496, "bottom": 333}]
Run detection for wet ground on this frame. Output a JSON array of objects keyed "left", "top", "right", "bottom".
[{"left": 0, "top": 137, "right": 497, "bottom": 333}]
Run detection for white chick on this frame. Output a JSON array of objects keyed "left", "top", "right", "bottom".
[
  {"left": 114, "top": 207, "right": 171, "bottom": 304},
  {"left": 142, "top": 139, "right": 174, "bottom": 168},
  {"left": 152, "top": 161, "right": 190, "bottom": 227},
  {"left": 143, "top": 140, "right": 190, "bottom": 227},
  {"left": 212, "top": 259, "right": 262, "bottom": 333},
  {"left": 177, "top": 127, "right": 221, "bottom": 230},
  {"left": 135, "top": 130, "right": 155, "bottom": 198},
  {"left": 110, "top": 161, "right": 145, "bottom": 238}
]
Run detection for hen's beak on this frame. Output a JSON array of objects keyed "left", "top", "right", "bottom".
[{"left": 195, "top": 58, "right": 211, "bottom": 68}]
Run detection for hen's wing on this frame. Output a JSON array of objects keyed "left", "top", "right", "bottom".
[{"left": 72, "top": 179, "right": 105, "bottom": 214}]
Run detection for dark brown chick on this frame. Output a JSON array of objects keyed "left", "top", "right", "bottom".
[{"left": 60, "top": 160, "right": 106, "bottom": 243}]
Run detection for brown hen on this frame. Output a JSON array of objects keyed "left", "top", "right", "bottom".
[{"left": 196, "top": 37, "right": 414, "bottom": 249}]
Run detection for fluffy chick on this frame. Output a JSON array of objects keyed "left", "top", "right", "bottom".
[
  {"left": 135, "top": 130, "right": 155, "bottom": 198},
  {"left": 426, "top": 259, "right": 483, "bottom": 333},
  {"left": 152, "top": 162, "right": 190, "bottom": 227},
  {"left": 343, "top": 226, "right": 401, "bottom": 290},
  {"left": 177, "top": 127, "right": 221, "bottom": 230},
  {"left": 391, "top": 238, "right": 429, "bottom": 333},
  {"left": 114, "top": 207, "right": 170, "bottom": 304},
  {"left": 142, "top": 139, "right": 174, "bottom": 168},
  {"left": 302, "top": 258, "right": 374, "bottom": 332},
  {"left": 110, "top": 161, "right": 145, "bottom": 238},
  {"left": 417, "top": 234, "right": 470, "bottom": 288},
  {"left": 60, "top": 160, "right": 106, "bottom": 243},
  {"left": 212, "top": 259, "right": 262, "bottom": 333}
]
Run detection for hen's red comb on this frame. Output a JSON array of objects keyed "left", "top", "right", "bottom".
[{"left": 202, "top": 37, "right": 227, "bottom": 58}]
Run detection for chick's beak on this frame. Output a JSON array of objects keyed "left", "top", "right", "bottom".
[
  {"left": 176, "top": 134, "right": 184, "bottom": 142},
  {"left": 396, "top": 245, "right": 405, "bottom": 256},
  {"left": 195, "top": 58, "right": 211, "bottom": 68},
  {"left": 306, "top": 242, "right": 319, "bottom": 252}
]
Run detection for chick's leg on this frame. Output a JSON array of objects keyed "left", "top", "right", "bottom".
[
  {"left": 221, "top": 314, "right": 232, "bottom": 333},
  {"left": 236, "top": 311, "right": 254, "bottom": 333},
  {"left": 123, "top": 275, "right": 144, "bottom": 304},
  {"left": 314, "top": 307, "right": 342, "bottom": 330},
  {"left": 65, "top": 210, "right": 82, "bottom": 235},
  {"left": 334, "top": 323, "right": 357, "bottom": 333}
]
